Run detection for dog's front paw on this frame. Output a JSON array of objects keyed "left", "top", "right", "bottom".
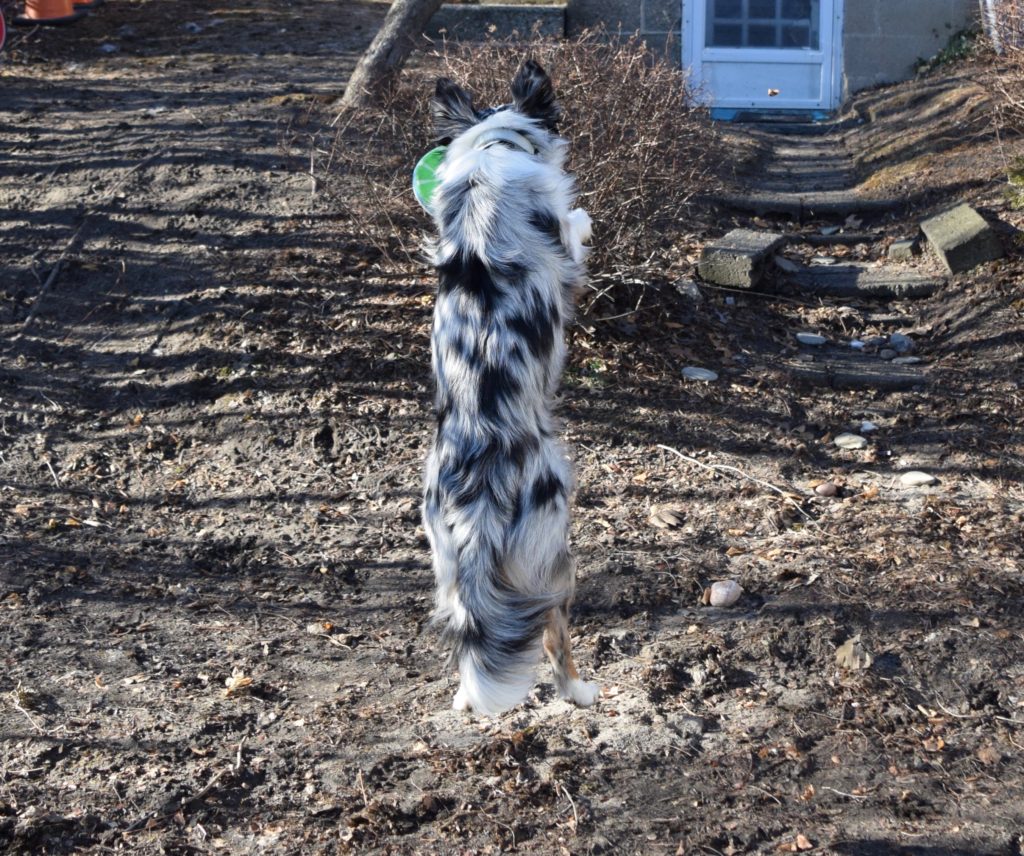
[
  {"left": 453, "top": 685, "right": 471, "bottom": 712},
  {"left": 566, "top": 208, "right": 592, "bottom": 245},
  {"left": 566, "top": 678, "right": 600, "bottom": 708}
]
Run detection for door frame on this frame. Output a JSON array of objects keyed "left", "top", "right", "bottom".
[{"left": 682, "top": 0, "right": 845, "bottom": 112}]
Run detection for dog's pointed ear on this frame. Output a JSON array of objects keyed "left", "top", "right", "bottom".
[
  {"left": 431, "top": 78, "right": 477, "bottom": 142},
  {"left": 511, "top": 60, "right": 561, "bottom": 131}
]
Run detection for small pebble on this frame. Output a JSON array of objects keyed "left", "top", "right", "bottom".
[
  {"left": 900, "top": 471, "right": 938, "bottom": 487},
  {"left": 860, "top": 420, "right": 878, "bottom": 433},
  {"left": 682, "top": 366, "right": 718, "bottom": 382},
  {"left": 99, "top": 43, "right": 120, "bottom": 54},
  {"left": 879, "top": 348, "right": 897, "bottom": 360},
  {"left": 850, "top": 339, "right": 865, "bottom": 350},
  {"left": 819, "top": 226, "right": 840, "bottom": 236},
  {"left": 707, "top": 580, "right": 743, "bottom": 607},
  {"left": 892, "top": 355, "right": 922, "bottom": 365},
  {"left": 812, "top": 255, "right": 838, "bottom": 265},
  {"left": 834, "top": 433, "right": 868, "bottom": 450},
  {"left": 863, "top": 335, "right": 887, "bottom": 348},
  {"left": 773, "top": 254, "right": 801, "bottom": 273},
  {"left": 889, "top": 332, "right": 914, "bottom": 353},
  {"left": 815, "top": 481, "right": 838, "bottom": 497},
  {"left": 796, "top": 332, "right": 827, "bottom": 346}
]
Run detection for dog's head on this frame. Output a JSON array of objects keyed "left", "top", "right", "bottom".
[{"left": 430, "top": 60, "right": 562, "bottom": 146}]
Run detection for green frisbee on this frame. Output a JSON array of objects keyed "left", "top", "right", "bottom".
[{"left": 413, "top": 146, "right": 447, "bottom": 213}]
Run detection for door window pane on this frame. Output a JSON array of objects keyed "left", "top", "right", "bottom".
[
  {"left": 712, "top": 23, "right": 743, "bottom": 45},
  {"left": 706, "top": 0, "right": 819, "bottom": 49}
]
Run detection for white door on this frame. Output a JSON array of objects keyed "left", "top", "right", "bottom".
[{"left": 683, "top": 0, "right": 844, "bottom": 113}]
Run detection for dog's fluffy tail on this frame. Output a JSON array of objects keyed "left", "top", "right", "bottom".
[{"left": 441, "top": 550, "right": 558, "bottom": 715}]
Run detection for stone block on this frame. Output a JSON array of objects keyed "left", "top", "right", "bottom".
[
  {"left": 698, "top": 229, "right": 785, "bottom": 288},
  {"left": 920, "top": 203, "right": 1003, "bottom": 274},
  {"left": 887, "top": 238, "right": 919, "bottom": 261},
  {"left": 429, "top": 4, "right": 565, "bottom": 40}
]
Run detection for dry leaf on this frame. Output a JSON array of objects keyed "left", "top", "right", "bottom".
[
  {"left": 648, "top": 503, "right": 686, "bottom": 529},
  {"left": 835, "top": 636, "right": 873, "bottom": 670},
  {"left": 224, "top": 669, "right": 254, "bottom": 697}
]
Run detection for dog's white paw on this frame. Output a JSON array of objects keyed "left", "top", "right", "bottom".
[
  {"left": 567, "top": 208, "right": 592, "bottom": 244},
  {"left": 566, "top": 679, "right": 600, "bottom": 708},
  {"left": 453, "top": 685, "right": 471, "bottom": 712}
]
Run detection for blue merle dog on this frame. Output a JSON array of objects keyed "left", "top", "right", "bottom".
[{"left": 422, "top": 61, "right": 598, "bottom": 715}]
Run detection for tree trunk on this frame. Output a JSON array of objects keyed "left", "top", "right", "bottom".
[{"left": 340, "top": 0, "right": 446, "bottom": 109}]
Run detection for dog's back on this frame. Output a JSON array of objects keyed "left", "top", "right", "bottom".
[{"left": 422, "top": 62, "right": 598, "bottom": 715}]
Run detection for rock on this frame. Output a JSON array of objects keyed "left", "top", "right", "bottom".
[
  {"left": 892, "top": 356, "right": 922, "bottom": 365},
  {"left": 698, "top": 229, "right": 786, "bottom": 288},
  {"left": 819, "top": 225, "right": 840, "bottom": 236},
  {"left": 706, "top": 580, "right": 743, "bottom": 607},
  {"left": 811, "top": 255, "right": 839, "bottom": 265},
  {"left": 675, "top": 280, "right": 704, "bottom": 303},
  {"left": 682, "top": 366, "right": 718, "bottom": 382},
  {"left": 796, "top": 332, "right": 827, "bottom": 346},
  {"left": 879, "top": 348, "right": 897, "bottom": 360},
  {"left": 777, "top": 687, "right": 822, "bottom": 712},
  {"left": 888, "top": 238, "right": 920, "bottom": 260},
  {"left": 889, "top": 332, "right": 914, "bottom": 353},
  {"left": 920, "top": 203, "right": 1003, "bottom": 274},
  {"left": 667, "top": 712, "right": 706, "bottom": 737},
  {"left": 850, "top": 340, "right": 865, "bottom": 350},
  {"left": 900, "top": 470, "right": 938, "bottom": 486},
  {"left": 860, "top": 420, "right": 878, "bottom": 433},
  {"left": 834, "top": 433, "right": 868, "bottom": 450},
  {"left": 836, "top": 636, "right": 873, "bottom": 670},
  {"left": 863, "top": 335, "right": 888, "bottom": 348},
  {"left": 774, "top": 254, "right": 802, "bottom": 273},
  {"left": 815, "top": 481, "right": 838, "bottom": 497}
]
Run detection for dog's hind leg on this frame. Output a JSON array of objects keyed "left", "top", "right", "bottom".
[{"left": 543, "top": 601, "right": 600, "bottom": 707}]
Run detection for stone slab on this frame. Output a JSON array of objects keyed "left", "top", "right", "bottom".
[
  {"left": 707, "top": 190, "right": 906, "bottom": 219},
  {"left": 429, "top": 4, "right": 565, "bottom": 40},
  {"left": 887, "top": 238, "right": 920, "bottom": 261},
  {"left": 785, "top": 350, "right": 926, "bottom": 391},
  {"left": 698, "top": 229, "right": 786, "bottom": 288},
  {"left": 789, "top": 264, "right": 942, "bottom": 299},
  {"left": 920, "top": 203, "right": 1003, "bottom": 274}
]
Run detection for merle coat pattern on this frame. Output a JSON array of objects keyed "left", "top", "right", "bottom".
[{"left": 422, "top": 61, "right": 599, "bottom": 715}]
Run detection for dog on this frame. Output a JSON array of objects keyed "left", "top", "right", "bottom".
[{"left": 422, "top": 60, "right": 599, "bottom": 715}]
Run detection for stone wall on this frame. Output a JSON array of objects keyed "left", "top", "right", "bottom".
[
  {"left": 429, "top": 4, "right": 566, "bottom": 40},
  {"left": 843, "top": 0, "right": 976, "bottom": 95}
]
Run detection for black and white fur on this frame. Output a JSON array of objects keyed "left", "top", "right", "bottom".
[{"left": 422, "top": 61, "right": 598, "bottom": 715}]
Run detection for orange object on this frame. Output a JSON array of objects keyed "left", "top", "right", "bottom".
[
  {"left": 14, "top": 0, "right": 85, "bottom": 24},
  {"left": 73, "top": 0, "right": 103, "bottom": 7}
]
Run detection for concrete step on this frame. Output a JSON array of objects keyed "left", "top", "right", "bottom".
[
  {"left": 709, "top": 190, "right": 905, "bottom": 219},
  {"left": 786, "top": 264, "right": 944, "bottom": 299},
  {"left": 784, "top": 349, "right": 927, "bottom": 391}
]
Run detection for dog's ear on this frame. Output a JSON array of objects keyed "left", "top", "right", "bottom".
[
  {"left": 510, "top": 60, "right": 561, "bottom": 131},
  {"left": 431, "top": 78, "right": 477, "bottom": 142}
]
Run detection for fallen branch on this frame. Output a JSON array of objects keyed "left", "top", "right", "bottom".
[
  {"left": 656, "top": 444, "right": 818, "bottom": 527},
  {"left": 10, "top": 151, "right": 165, "bottom": 343}
]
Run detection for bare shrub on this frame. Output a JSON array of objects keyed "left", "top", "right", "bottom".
[
  {"left": 985, "top": 0, "right": 1024, "bottom": 130},
  {"left": 320, "top": 30, "right": 723, "bottom": 313}
]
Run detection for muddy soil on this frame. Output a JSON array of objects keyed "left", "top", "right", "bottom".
[{"left": 2, "top": 2, "right": 1024, "bottom": 854}]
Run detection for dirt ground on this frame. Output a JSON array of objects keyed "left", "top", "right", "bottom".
[{"left": 2, "top": 2, "right": 1024, "bottom": 854}]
